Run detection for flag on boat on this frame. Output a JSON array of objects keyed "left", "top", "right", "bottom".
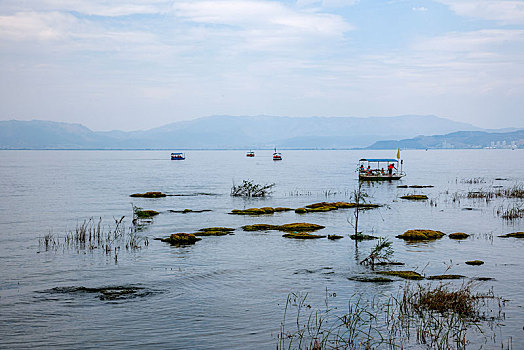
[{"left": 396, "top": 148, "right": 400, "bottom": 160}]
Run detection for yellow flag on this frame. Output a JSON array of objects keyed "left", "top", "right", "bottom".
[{"left": 396, "top": 148, "right": 400, "bottom": 160}]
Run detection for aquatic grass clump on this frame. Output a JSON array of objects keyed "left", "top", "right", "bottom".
[
  {"left": 160, "top": 233, "right": 201, "bottom": 245},
  {"left": 229, "top": 207, "right": 293, "bottom": 215},
  {"left": 496, "top": 204, "right": 524, "bottom": 221},
  {"left": 130, "top": 191, "right": 166, "bottom": 198},
  {"left": 396, "top": 229, "right": 445, "bottom": 241},
  {"left": 282, "top": 232, "right": 326, "bottom": 239},
  {"left": 498, "top": 231, "right": 524, "bottom": 238},
  {"left": 350, "top": 233, "right": 378, "bottom": 240},
  {"left": 427, "top": 274, "right": 465, "bottom": 280},
  {"left": 449, "top": 232, "right": 470, "bottom": 239},
  {"left": 241, "top": 222, "right": 325, "bottom": 232},
  {"left": 327, "top": 234, "right": 343, "bottom": 240},
  {"left": 231, "top": 180, "right": 275, "bottom": 197},
  {"left": 194, "top": 227, "right": 234, "bottom": 236},
  {"left": 377, "top": 270, "right": 424, "bottom": 280},
  {"left": 400, "top": 194, "right": 428, "bottom": 200},
  {"left": 134, "top": 209, "right": 159, "bottom": 219}
]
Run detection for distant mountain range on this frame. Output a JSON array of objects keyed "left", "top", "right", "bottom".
[
  {"left": 367, "top": 130, "right": 524, "bottom": 149},
  {"left": 0, "top": 115, "right": 520, "bottom": 149}
]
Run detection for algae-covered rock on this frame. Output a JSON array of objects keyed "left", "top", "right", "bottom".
[
  {"left": 242, "top": 224, "right": 277, "bottom": 231},
  {"left": 307, "top": 206, "right": 337, "bottom": 212},
  {"left": 277, "top": 223, "right": 325, "bottom": 232},
  {"left": 427, "top": 274, "right": 465, "bottom": 280},
  {"left": 274, "top": 207, "right": 293, "bottom": 212},
  {"left": 350, "top": 233, "right": 378, "bottom": 241},
  {"left": 400, "top": 195, "right": 428, "bottom": 200},
  {"left": 230, "top": 208, "right": 270, "bottom": 215},
  {"left": 348, "top": 276, "right": 393, "bottom": 283},
  {"left": 305, "top": 202, "right": 332, "bottom": 208},
  {"left": 334, "top": 202, "right": 358, "bottom": 208},
  {"left": 377, "top": 271, "right": 424, "bottom": 280},
  {"left": 465, "top": 260, "right": 484, "bottom": 266},
  {"left": 396, "top": 229, "right": 445, "bottom": 240},
  {"left": 498, "top": 232, "right": 524, "bottom": 238},
  {"left": 130, "top": 191, "right": 167, "bottom": 198},
  {"left": 449, "top": 232, "right": 470, "bottom": 239},
  {"left": 194, "top": 227, "right": 235, "bottom": 236},
  {"left": 134, "top": 209, "right": 159, "bottom": 219},
  {"left": 295, "top": 208, "right": 307, "bottom": 214},
  {"left": 161, "top": 233, "right": 201, "bottom": 245},
  {"left": 282, "top": 232, "right": 326, "bottom": 239},
  {"left": 328, "top": 234, "right": 344, "bottom": 240}
]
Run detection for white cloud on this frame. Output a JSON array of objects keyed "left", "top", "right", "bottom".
[
  {"left": 412, "top": 7, "right": 428, "bottom": 12},
  {"left": 436, "top": 0, "right": 524, "bottom": 24},
  {"left": 0, "top": 11, "right": 76, "bottom": 41}
]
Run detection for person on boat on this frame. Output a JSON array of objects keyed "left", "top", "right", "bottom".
[
  {"left": 380, "top": 168, "right": 385, "bottom": 175},
  {"left": 366, "top": 166, "right": 371, "bottom": 174},
  {"left": 387, "top": 163, "right": 396, "bottom": 176},
  {"left": 360, "top": 165, "right": 365, "bottom": 172}
]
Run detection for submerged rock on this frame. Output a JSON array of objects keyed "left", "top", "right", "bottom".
[
  {"left": 400, "top": 195, "right": 428, "bottom": 200},
  {"left": 299, "top": 201, "right": 380, "bottom": 213},
  {"left": 160, "top": 233, "right": 201, "bottom": 245},
  {"left": 282, "top": 232, "right": 326, "bottom": 239},
  {"left": 427, "top": 274, "right": 465, "bottom": 280},
  {"left": 194, "top": 227, "right": 235, "bottom": 236},
  {"left": 230, "top": 206, "right": 294, "bottom": 215},
  {"left": 377, "top": 271, "right": 424, "bottom": 280},
  {"left": 45, "top": 285, "right": 150, "bottom": 301},
  {"left": 130, "top": 191, "right": 166, "bottom": 198},
  {"left": 328, "top": 234, "right": 344, "bottom": 240},
  {"left": 449, "top": 232, "right": 470, "bottom": 239},
  {"left": 242, "top": 224, "right": 277, "bottom": 231},
  {"left": 396, "top": 229, "right": 445, "bottom": 241},
  {"left": 134, "top": 209, "right": 159, "bottom": 219},
  {"left": 241, "top": 222, "right": 325, "bottom": 232},
  {"left": 498, "top": 232, "right": 524, "bottom": 238},
  {"left": 465, "top": 260, "right": 484, "bottom": 266},
  {"left": 169, "top": 209, "right": 212, "bottom": 213},
  {"left": 295, "top": 208, "right": 307, "bottom": 214},
  {"left": 348, "top": 276, "right": 393, "bottom": 283},
  {"left": 350, "top": 233, "right": 378, "bottom": 241}
]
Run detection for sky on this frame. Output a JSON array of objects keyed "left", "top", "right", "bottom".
[{"left": 0, "top": 0, "right": 523, "bottom": 131}]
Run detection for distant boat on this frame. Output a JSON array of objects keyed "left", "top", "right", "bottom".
[
  {"left": 273, "top": 147, "right": 282, "bottom": 161},
  {"left": 246, "top": 150, "right": 255, "bottom": 157},
  {"left": 171, "top": 152, "right": 185, "bottom": 160}
]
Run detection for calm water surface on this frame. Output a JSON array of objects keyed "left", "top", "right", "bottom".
[{"left": 0, "top": 150, "right": 523, "bottom": 349}]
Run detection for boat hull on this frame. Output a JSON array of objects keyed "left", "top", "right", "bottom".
[{"left": 359, "top": 174, "right": 404, "bottom": 181}]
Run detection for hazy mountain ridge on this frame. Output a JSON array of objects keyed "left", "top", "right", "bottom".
[{"left": 0, "top": 115, "right": 502, "bottom": 149}]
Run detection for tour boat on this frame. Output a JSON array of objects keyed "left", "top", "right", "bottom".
[
  {"left": 273, "top": 148, "right": 282, "bottom": 161},
  {"left": 358, "top": 158, "right": 405, "bottom": 181},
  {"left": 171, "top": 152, "right": 185, "bottom": 160},
  {"left": 246, "top": 150, "right": 255, "bottom": 157}
]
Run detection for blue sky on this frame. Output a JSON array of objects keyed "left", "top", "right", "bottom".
[{"left": 1, "top": 0, "right": 523, "bottom": 131}]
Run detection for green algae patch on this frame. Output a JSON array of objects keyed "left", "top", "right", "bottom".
[
  {"left": 295, "top": 208, "right": 307, "bottom": 214},
  {"left": 242, "top": 224, "right": 277, "bottom": 231},
  {"left": 282, "top": 232, "right": 326, "bottom": 239},
  {"left": 130, "top": 191, "right": 167, "bottom": 198},
  {"left": 160, "top": 233, "right": 201, "bottom": 245},
  {"left": 465, "top": 260, "right": 484, "bottom": 266},
  {"left": 400, "top": 195, "right": 428, "bottom": 200},
  {"left": 328, "top": 234, "right": 344, "bottom": 240},
  {"left": 134, "top": 209, "right": 159, "bottom": 219},
  {"left": 350, "top": 233, "right": 378, "bottom": 241},
  {"left": 396, "top": 229, "right": 446, "bottom": 241},
  {"left": 194, "top": 227, "right": 235, "bottom": 236},
  {"left": 348, "top": 276, "right": 393, "bottom": 283},
  {"left": 498, "top": 231, "right": 524, "bottom": 238},
  {"left": 428, "top": 274, "right": 465, "bottom": 280},
  {"left": 377, "top": 271, "right": 424, "bottom": 280},
  {"left": 449, "top": 232, "right": 470, "bottom": 239},
  {"left": 277, "top": 223, "right": 325, "bottom": 232}
]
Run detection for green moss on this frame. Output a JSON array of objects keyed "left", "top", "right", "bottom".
[
  {"left": 277, "top": 223, "right": 325, "bottom": 232},
  {"left": 396, "top": 229, "right": 446, "bottom": 240},
  {"left": 161, "top": 233, "right": 201, "bottom": 245},
  {"left": 498, "top": 231, "right": 524, "bottom": 238},
  {"left": 400, "top": 195, "right": 428, "bottom": 200},
  {"left": 242, "top": 224, "right": 277, "bottom": 231},
  {"left": 377, "top": 271, "right": 424, "bottom": 280},
  {"left": 130, "top": 191, "right": 167, "bottom": 198},
  {"left": 328, "top": 234, "right": 344, "bottom": 240},
  {"left": 135, "top": 210, "right": 159, "bottom": 219},
  {"left": 427, "top": 274, "right": 465, "bottom": 280},
  {"left": 295, "top": 208, "right": 307, "bottom": 214},
  {"left": 350, "top": 234, "right": 378, "bottom": 241},
  {"left": 449, "top": 232, "right": 470, "bottom": 239},
  {"left": 282, "top": 232, "right": 326, "bottom": 239},
  {"left": 465, "top": 260, "right": 484, "bottom": 266}
]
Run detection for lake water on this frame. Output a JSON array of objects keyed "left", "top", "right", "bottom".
[{"left": 0, "top": 149, "right": 523, "bottom": 349}]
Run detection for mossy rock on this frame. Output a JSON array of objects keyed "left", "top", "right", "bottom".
[
  {"left": 350, "top": 234, "right": 378, "bottom": 241},
  {"left": 348, "top": 276, "right": 393, "bottom": 283},
  {"left": 465, "top": 260, "right": 484, "bottom": 266},
  {"left": 135, "top": 210, "right": 159, "bottom": 219},
  {"left": 328, "top": 234, "right": 344, "bottom": 240},
  {"left": 498, "top": 232, "right": 524, "bottom": 238},
  {"left": 282, "top": 232, "right": 326, "bottom": 239},
  {"left": 305, "top": 202, "right": 332, "bottom": 208},
  {"left": 130, "top": 191, "right": 167, "bottom": 198},
  {"left": 274, "top": 207, "right": 293, "bottom": 212},
  {"left": 194, "top": 227, "right": 235, "bottom": 236},
  {"left": 449, "top": 232, "right": 470, "bottom": 239},
  {"left": 230, "top": 208, "right": 270, "bottom": 215},
  {"left": 161, "top": 233, "right": 201, "bottom": 245},
  {"left": 400, "top": 195, "right": 428, "bottom": 200},
  {"left": 359, "top": 203, "right": 381, "bottom": 209},
  {"left": 295, "top": 208, "right": 307, "bottom": 214},
  {"left": 427, "top": 274, "right": 465, "bottom": 280},
  {"left": 277, "top": 223, "right": 325, "bottom": 232},
  {"left": 307, "top": 206, "right": 337, "bottom": 212},
  {"left": 333, "top": 201, "right": 358, "bottom": 208},
  {"left": 242, "top": 224, "right": 277, "bottom": 231},
  {"left": 377, "top": 271, "right": 424, "bottom": 280},
  {"left": 396, "top": 229, "right": 445, "bottom": 240}
]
